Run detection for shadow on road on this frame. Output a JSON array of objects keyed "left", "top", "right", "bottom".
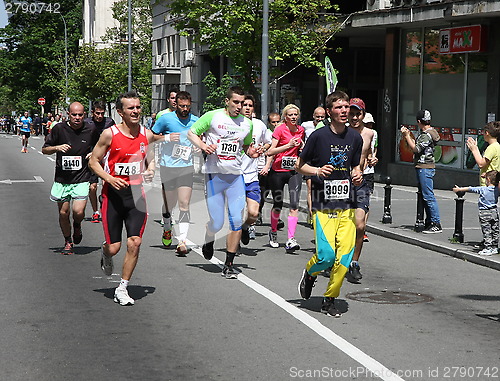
[
  {"left": 93, "top": 285, "right": 156, "bottom": 301},
  {"left": 49, "top": 245, "right": 100, "bottom": 256},
  {"left": 288, "top": 296, "right": 350, "bottom": 314}
]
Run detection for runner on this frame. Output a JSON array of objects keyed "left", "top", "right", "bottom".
[
  {"left": 19, "top": 111, "right": 32, "bottom": 153},
  {"left": 89, "top": 91, "right": 156, "bottom": 306},
  {"left": 187, "top": 86, "right": 259, "bottom": 279},
  {"left": 347, "top": 98, "right": 377, "bottom": 281},
  {"left": 296, "top": 91, "right": 363, "bottom": 317},
  {"left": 152, "top": 91, "right": 199, "bottom": 255},
  {"left": 240, "top": 95, "right": 272, "bottom": 245},
  {"left": 156, "top": 87, "right": 178, "bottom": 120},
  {"left": 85, "top": 101, "right": 116, "bottom": 223},
  {"left": 42, "top": 102, "right": 99, "bottom": 255},
  {"left": 266, "top": 104, "right": 305, "bottom": 252}
]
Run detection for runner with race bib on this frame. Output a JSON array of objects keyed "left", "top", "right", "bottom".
[
  {"left": 266, "top": 104, "right": 305, "bottom": 252},
  {"left": 296, "top": 91, "right": 363, "bottom": 318}
]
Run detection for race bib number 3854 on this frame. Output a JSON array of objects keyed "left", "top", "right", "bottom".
[
  {"left": 324, "top": 179, "right": 350, "bottom": 200},
  {"left": 115, "top": 162, "right": 141, "bottom": 176}
]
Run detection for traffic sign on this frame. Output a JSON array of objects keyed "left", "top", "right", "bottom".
[{"left": 38, "top": 98, "right": 46, "bottom": 105}]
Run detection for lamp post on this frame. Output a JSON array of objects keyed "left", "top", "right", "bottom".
[
  {"left": 260, "top": 0, "right": 269, "bottom": 121},
  {"left": 127, "top": 0, "right": 132, "bottom": 91},
  {"left": 60, "top": 14, "right": 68, "bottom": 105}
]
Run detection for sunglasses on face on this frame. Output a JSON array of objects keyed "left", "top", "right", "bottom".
[{"left": 71, "top": 113, "right": 84, "bottom": 117}]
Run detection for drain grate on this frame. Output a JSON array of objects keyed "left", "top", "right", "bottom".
[{"left": 346, "top": 290, "right": 434, "bottom": 304}]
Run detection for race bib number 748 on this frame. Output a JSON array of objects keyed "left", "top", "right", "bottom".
[
  {"left": 115, "top": 162, "right": 141, "bottom": 176},
  {"left": 324, "top": 179, "right": 350, "bottom": 200}
]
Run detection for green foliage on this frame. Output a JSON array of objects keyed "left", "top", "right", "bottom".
[
  {"left": 201, "top": 72, "right": 234, "bottom": 113},
  {"left": 168, "top": 0, "right": 338, "bottom": 96},
  {"left": 0, "top": 0, "right": 82, "bottom": 114}
]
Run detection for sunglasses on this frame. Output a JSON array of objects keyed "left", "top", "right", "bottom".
[{"left": 71, "top": 113, "right": 84, "bottom": 117}]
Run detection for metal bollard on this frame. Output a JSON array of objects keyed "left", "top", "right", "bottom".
[
  {"left": 381, "top": 176, "right": 393, "bottom": 224},
  {"left": 415, "top": 190, "right": 425, "bottom": 232},
  {"left": 453, "top": 190, "right": 466, "bottom": 243}
]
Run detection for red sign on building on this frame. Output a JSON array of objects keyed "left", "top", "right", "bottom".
[
  {"left": 439, "top": 25, "right": 486, "bottom": 54},
  {"left": 38, "top": 97, "right": 46, "bottom": 106}
]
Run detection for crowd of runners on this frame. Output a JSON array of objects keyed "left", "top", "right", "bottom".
[{"left": 29, "top": 87, "right": 380, "bottom": 315}]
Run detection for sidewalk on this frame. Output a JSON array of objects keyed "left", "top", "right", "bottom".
[{"left": 367, "top": 182, "right": 500, "bottom": 271}]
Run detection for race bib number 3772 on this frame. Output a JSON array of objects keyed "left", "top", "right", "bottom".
[{"left": 324, "top": 179, "right": 350, "bottom": 200}]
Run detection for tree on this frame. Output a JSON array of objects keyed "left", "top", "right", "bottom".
[
  {"left": 0, "top": 0, "right": 82, "bottom": 114},
  {"left": 167, "top": 0, "right": 338, "bottom": 97}
]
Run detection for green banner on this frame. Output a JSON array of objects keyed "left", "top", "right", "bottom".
[{"left": 325, "top": 56, "right": 338, "bottom": 95}]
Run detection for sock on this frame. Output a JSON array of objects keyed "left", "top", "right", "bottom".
[
  {"left": 178, "top": 222, "right": 189, "bottom": 242},
  {"left": 270, "top": 210, "right": 280, "bottom": 232},
  {"left": 351, "top": 260, "right": 358, "bottom": 266},
  {"left": 162, "top": 212, "right": 171, "bottom": 230},
  {"left": 119, "top": 279, "right": 129, "bottom": 289},
  {"left": 287, "top": 216, "right": 298, "bottom": 239},
  {"left": 225, "top": 251, "right": 236, "bottom": 266}
]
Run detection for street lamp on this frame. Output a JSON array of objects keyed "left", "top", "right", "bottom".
[
  {"left": 127, "top": 0, "right": 132, "bottom": 91},
  {"left": 60, "top": 14, "right": 69, "bottom": 105},
  {"left": 260, "top": 0, "right": 269, "bottom": 121}
]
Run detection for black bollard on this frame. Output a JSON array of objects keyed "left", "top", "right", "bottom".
[
  {"left": 382, "top": 176, "right": 393, "bottom": 224},
  {"left": 453, "top": 190, "right": 466, "bottom": 243},
  {"left": 415, "top": 190, "right": 425, "bottom": 232}
]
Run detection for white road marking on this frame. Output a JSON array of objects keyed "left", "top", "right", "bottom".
[{"left": 187, "top": 239, "right": 405, "bottom": 381}]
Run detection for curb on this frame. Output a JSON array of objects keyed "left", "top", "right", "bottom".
[{"left": 366, "top": 224, "right": 500, "bottom": 272}]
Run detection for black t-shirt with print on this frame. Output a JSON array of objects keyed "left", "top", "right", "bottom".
[
  {"left": 300, "top": 125, "right": 362, "bottom": 211},
  {"left": 43, "top": 122, "right": 99, "bottom": 184}
]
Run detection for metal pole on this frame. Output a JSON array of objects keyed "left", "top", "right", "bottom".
[
  {"left": 60, "top": 14, "right": 68, "bottom": 105},
  {"left": 381, "top": 176, "right": 393, "bottom": 224},
  {"left": 415, "top": 190, "right": 425, "bottom": 232},
  {"left": 453, "top": 191, "right": 465, "bottom": 243},
  {"left": 127, "top": 0, "right": 132, "bottom": 91},
  {"left": 260, "top": 0, "right": 269, "bottom": 121}
]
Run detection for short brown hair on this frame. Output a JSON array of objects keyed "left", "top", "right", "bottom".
[
  {"left": 483, "top": 121, "right": 500, "bottom": 139},
  {"left": 486, "top": 170, "right": 499, "bottom": 186},
  {"left": 325, "top": 91, "right": 349, "bottom": 110}
]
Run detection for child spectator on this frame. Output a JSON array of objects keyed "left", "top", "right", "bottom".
[
  {"left": 466, "top": 121, "right": 500, "bottom": 186},
  {"left": 453, "top": 170, "right": 499, "bottom": 256}
]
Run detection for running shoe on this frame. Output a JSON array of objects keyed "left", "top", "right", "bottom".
[
  {"left": 114, "top": 287, "right": 135, "bottom": 306},
  {"left": 221, "top": 264, "right": 238, "bottom": 279},
  {"left": 298, "top": 269, "right": 316, "bottom": 299},
  {"left": 277, "top": 219, "right": 285, "bottom": 230},
  {"left": 175, "top": 241, "right": 189, "bottom": 256},
  {"left": 162, "top": 229, "right": 172, "bottom": 247},
  {"left": 255, "top": 216, "right": 263, "bottom": 226},
  {"left": 202, "top": 239, "right": 214, "bottom": 260},
  {"left": 100, "top": 243, "right": 113, "bottom": 276},
  {"left": 321, "top": 297, "right": 342, "bottom": 317},
  {"left": 61, "top": 241, "right": 74, "bottom": 255},
  {"left": 268, "top": 230, "right": 279, "bottom": 248},
  {"left": 90, "top": 212, "right": 101, "bottom": 223},
  {"left": 248, "top": 225, "right": 256, "bottom": 240},
  {"left": 349, "top": 262, "right": 363, "bottom": 280},
  {"left": 478, "top": 248, "right": 498, "bottom": 256},
  {"left": 241, "top": 227, "right": 250, "bottom": 245},
  {"left": 285, "top": 237, "right": 300, "bottom": 253},
  {"left": 422, "top": 222, "right": 442, "bottom": 234},
  {"left": 363, "top": 234, "right": 369, "bottom": 242},
  {"left": 73, "top": 224, "right": 83, "bottom": 245}
]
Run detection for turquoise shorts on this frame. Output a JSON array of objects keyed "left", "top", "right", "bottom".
[{"left": 50, "top": 182, "right": 90, "bottom": 203}]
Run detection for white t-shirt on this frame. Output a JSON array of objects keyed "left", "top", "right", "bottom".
[
  {"left": 364, "top": 129, "right": 378, "bottom": 175},
  {"left": 190, "top": 109, "right": 253, "bottom": 174},
  {"left": 241, "top": 118, "right": 273, "bottom": 183}
]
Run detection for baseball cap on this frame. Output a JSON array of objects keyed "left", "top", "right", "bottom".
[
  {"left": 349, "top": 98, "right": 366, "bottom": 110},
  {"left": 363, "top": 112, "right": 375, "bottom": 124},
  {"left": 416, "top": 109, "right": 431, "bottom": 122}
]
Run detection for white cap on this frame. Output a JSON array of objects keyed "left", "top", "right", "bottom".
[{"left": 363, "top": 112, "right": 375, "bottom": 124}]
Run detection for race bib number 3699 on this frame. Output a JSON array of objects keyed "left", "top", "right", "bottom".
[
  {"left": 115, "top": 162, "right": 141, "bottom": 176},
  {"left": 324, "top": 179, "right": 350, "bottom": 200}
]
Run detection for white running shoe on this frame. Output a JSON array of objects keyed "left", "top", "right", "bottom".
[
  {"left": 269, "top": 230, "right": 279, "bottom": 248},
  {"left": 478, "top": 248, "right": 498, "bottom": 256},
  {"left": 285, "top": 237, "right": 300, "bottom": 252},
  {"left": 114, "top": 287, "right": 135, "bottom": 306},
  {"left": 248, "top": 225, "right": 256, "bottom": 240},
  {"left": 100, "top": 243, "right": 113, "bottom": 276}
]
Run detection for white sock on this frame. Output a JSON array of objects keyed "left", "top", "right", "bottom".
[
  {"left": 119, "top": 279, "right": 129, "bottom": 289},
  {"left": 178, "top": 222, "right": 189, "bottom": 242}
]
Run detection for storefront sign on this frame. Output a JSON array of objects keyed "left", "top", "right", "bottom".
[{"left": 439, "top": 25, "right": 486, "bottom": 54}]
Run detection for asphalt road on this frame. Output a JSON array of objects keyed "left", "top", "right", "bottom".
[{"left": 0, "top": 133, "right": 499, "bottom": 381}]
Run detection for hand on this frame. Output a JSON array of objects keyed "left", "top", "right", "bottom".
[
  {"left": 351, "top": 170, "right": 363, "bottom": 186},
  {"left": 203, "top": 143, "right": 217, "bottom": 155},
  {"left": 452, "top": 186, "right": 460, "bottom": 193},
  {"left": 287, "top": 137, "right": 301, "bottom": 148},
  {"left": 193, "top": 146, "right": 201, "bottom": 154},
  {"left": 142, "top": 169, "right": 155, "bottom": 183},
  {"left": 259, "top": 166, "right": 269, "bottom": 176},
  {"left": 169, "top": 133, "right": 181, "bottom": 142},
  {"left": 368, "top": 155, "right": 378, "bottom": 166},
  {"left": 317, "top": 164, "right": 334, "bottom": 178},
  {"left": 466, "top": 137, "right": 477, "bottom": 150},
  {"left": 246, "top": 144, "right": 260, "bottom": 158},
  {"left": 255, "top": 144, "right": 266, "bottom": 155},
  {"left": 58, "top": 144, "right": 71, "bottom": 153},
  {"left": 106, "top": 176, "right": 129, "bottom": 191},
  {"left": 85, "top": 152, "right": 92, "bottom": 160},
  {"left": 400, "top": 126, "right": 409, "bottom": 136}
]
